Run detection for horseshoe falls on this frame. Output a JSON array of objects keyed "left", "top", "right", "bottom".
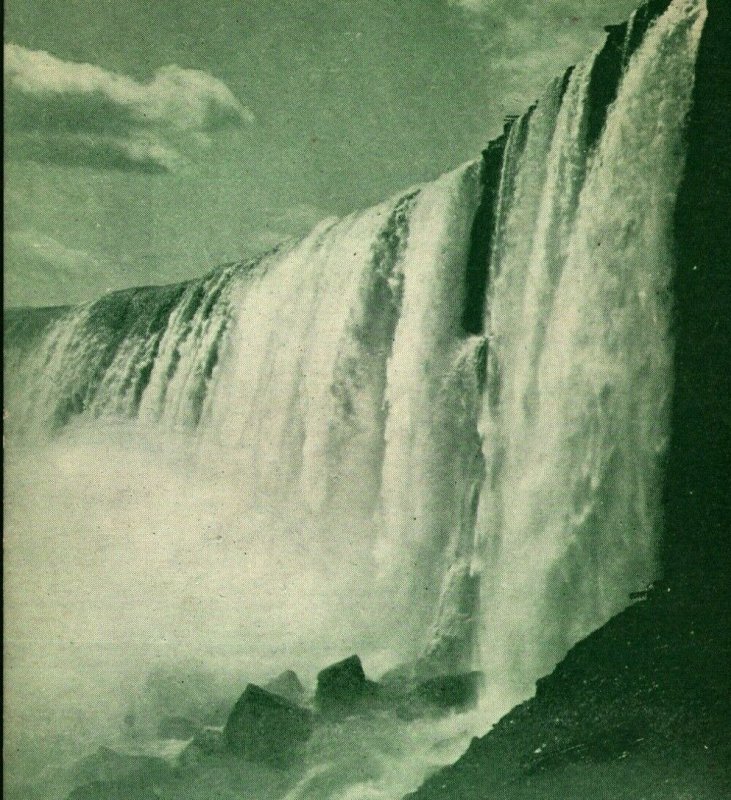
[{"left": 3, "top": 0, "right": 712, "bottom": 797}]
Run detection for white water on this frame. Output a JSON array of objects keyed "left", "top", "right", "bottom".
[
  {"left": 4, "top": 0, "right": 707, "bottom": 796},
  {"left": 474, "top": 0, "right": 707, "bottom": 710}
]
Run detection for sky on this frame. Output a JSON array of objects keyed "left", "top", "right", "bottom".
[{"left": 4, "top": 0, "right": 638, "bottom": 307}]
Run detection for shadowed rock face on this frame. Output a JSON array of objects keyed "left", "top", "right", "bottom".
[
  {"left": 409, "top": 672, "right": 483, "bottom": 713},
  {"left": 315, "top": 655, "right": 380, "bottom": 715},
  {"left": 380, "top": 671, "right": 484, "bottom": 721},
  {"left": 664, "top": 0, "right": 731, "bottom": 601},
  {"left": 586, "top": 0, "right": 672, "bottom": 150},
  {"left": 461, "top": 132, "right": 508, "bottom": 335},
  {"left": 224, "top": 684, "right": 314, "bottom": 767},
  {"left": 405, "top": 590, "right": 731, "bottom": 800},
  {"left": 264, "top": 670, "right": 307, "bottom": 705}
]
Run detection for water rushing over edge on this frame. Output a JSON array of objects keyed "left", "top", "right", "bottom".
[{"left": 3, "top": 0, "right": 708, "bottom": 795}]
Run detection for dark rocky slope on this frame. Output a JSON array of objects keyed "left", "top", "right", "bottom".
[
  {"left": 406, "top": 588, "right": 730, "bottom": 800},
  {"left": 664, "top": 0, "right": 731, "bottom": 600}
]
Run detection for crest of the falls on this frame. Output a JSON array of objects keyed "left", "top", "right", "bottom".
[{"left": 4, "top": 0, "right": 708, "bottom": 724}]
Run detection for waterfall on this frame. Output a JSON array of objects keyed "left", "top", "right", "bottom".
[
  {"left": 474, "top": 0, "right": 707, "bottom": 704},
  {"left": 4, "top": 0, "right": 707, "bottom": 724}
]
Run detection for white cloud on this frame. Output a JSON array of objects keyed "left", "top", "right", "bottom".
[
  {"left": 9, "top": 230, "right": 102, "bottom": 272},
  {"left": 444, "top": 0, "right": 638, "bottom": 119},
  {"left": 4, "top": 43, "right": 253, "bottom": 173},
  {"left": 5, "top": 231, "right": 109, "bottom": 307}
]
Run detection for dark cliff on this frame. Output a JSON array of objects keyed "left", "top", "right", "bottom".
[
  {"left": 406, "top": 588, "right": 730, "bottom": 800},
  {"left": 664, "top": 0, "right": 731, "bottom": 601}
]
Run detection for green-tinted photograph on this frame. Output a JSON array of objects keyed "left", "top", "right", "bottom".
[{"left": 4, "top": 1, "right": 729, "bottom": 798}]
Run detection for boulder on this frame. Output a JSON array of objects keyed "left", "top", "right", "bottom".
[
  {"left": 410, "top": 671, "right": 483, "bottom": 713},
  {"left": 224, "top": 684, "right": 313, "bottom": 767},
  {"left": 315, "top": 655, "right": 380, "bottom": 715},
  {"left": 380, "top": 668, "right": 484, "bottom": 719},
  {"left": 380, "top": 657, "right": 439, "bottom": 694},
  {"left": 264, "top": 670, "right": 306, "bottom": 705}
]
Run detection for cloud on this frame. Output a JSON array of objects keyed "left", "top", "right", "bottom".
[
  {"left": 5, "top": 230, "right": 107, "bottom": 307},
  {"left": 9, "top": 230, "right": 102, "bottom": 271},
  {"left": 4, "top": 43, "right": 253, "bottom": 173},
  {"left": 446, "top": 0, "right": 637, "bottom": 114}
]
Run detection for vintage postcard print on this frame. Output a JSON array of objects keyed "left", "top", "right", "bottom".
[{"left": 4, "top": 1, "right": 729, "bottom": 798}]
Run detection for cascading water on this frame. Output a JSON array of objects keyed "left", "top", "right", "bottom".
[
  {"left": 3, "top": 0, "right": 708, "bottom": 797},
  {"left": 474, "top": 0, "right": 707, "bottom": 709}
]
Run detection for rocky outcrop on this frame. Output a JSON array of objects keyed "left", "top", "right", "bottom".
[
  {"left": 383, "top": 672, "right": 483, "bottom": 721},
  {"left": 264, "top": 670, "right": 307, "bottom": 705},
  {"left": 405, "top": 589, "right": 731, "bottom": 799},
  {"left": 224, "top": 684, "right": 314, "bottom": 767},
  {"left": 315, "top": 655, "right": 380, "bottom": 715},
  {"left": 665, "top": 0, "right": 731, "bottom": 601},
  {"left": 408, "top": 672, "right": 483, "bottom": 714},
  {"left": 380, "top": 659, "right": 483, "bottom": 719}
]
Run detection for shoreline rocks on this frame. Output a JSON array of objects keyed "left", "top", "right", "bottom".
[
  {"left": 315, "top": 655, "right": 380, "bottom": 716},
  {"left": 264, "top": 670, "right": 307, "bottom": 705},
  {"left": 224, "top": 684, "right": 314, "bottom": 767}
]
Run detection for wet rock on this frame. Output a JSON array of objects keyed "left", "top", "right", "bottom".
[
  {"left": 315, "top": 655, "right": 380, "bottom": 715},
  {"left": 224, "top": 684, "right": 314, "bottom": 767},
  {"left": 386, "top": 671, "right": 484, "bottom": 719},
  {"left": 411, "top": 671, "right": 483, "bottom": 713},
  {"left": 380, "top": 652, "right": 484, "bottom": 715},
  {"left": 264, "top": 670, "right": 306, "bottom": 705}
]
